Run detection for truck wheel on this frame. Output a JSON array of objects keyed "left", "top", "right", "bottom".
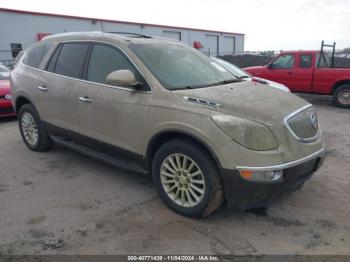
[
  {"left": 333, "top": 85, "right": 350, "bottom": 108},
  {"left": 152, "top": 139, "right": 224, "bottom": 218},
  {"left": 18, "top": 104, "right": 53, "bottom": 152}
]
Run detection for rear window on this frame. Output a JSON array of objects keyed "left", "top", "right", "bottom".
[
  {"left": 22, "top": 43, "right": 52, "bottom": 68},
  {"left": 300, "top": 55, "right": 312, "bottom": 68},
  {"left": 53, "top": 43, "right": 90, "bottom": 79}
]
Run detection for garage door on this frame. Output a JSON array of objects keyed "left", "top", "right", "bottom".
[
  {"left": 223, "top": 36, "right": 235, "bottom": 55},
  {"left": 205, "top": 35, "right": 219, "bottom": 57},
  {"left": 162, "top": 31, "right": 181, "bottom": 41}
]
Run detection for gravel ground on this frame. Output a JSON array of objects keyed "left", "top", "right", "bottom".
[{"left": 0, "top": 94, "right": 349, "bottom": 256}]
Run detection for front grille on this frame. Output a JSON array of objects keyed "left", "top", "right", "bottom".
[
  {"left": 285, "top": 106, "right": 319, "bottom": 142},
  {"left": 0, "top": 107, "right": 14, "bottom": 114}
]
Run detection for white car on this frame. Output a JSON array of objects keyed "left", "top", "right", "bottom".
[
  {"left": 212, "top": 58, "right": 290, "bottom": 93},
  {"left": 0, "top": 64, "right": 10, "bottom": 80}
]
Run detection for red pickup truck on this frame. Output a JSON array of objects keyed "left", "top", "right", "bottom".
[{"left": 245, "top": 50, "right": 350, "bottom": 108}]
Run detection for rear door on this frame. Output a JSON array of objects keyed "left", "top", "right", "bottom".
[
  {"left": 293, "top": 53, "right": 314, "bottom": 92},
  {"left": 74, "top": 43, "right": 149, "bottom": 154},
  {"left": 19, "top": 43, "right": 53, "bottom": 117},
  {"left": 267, "top": 54, "right": 296, "bottom": 89},
  {"left": 43, "top": 42, "right": 91, "bottom": 135}
]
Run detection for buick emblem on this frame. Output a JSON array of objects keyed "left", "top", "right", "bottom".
[{"left": 309, "top": 112, "right": 318, "bottom": 129}]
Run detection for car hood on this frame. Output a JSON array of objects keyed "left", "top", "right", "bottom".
[
  {"left": 0, "top": 80, "right": 10, "bottom": 96},
  {"left": 172, "top": 81, "right": 308, "bottom": 126}
]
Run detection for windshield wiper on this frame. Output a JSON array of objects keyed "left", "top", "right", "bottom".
[
  {"left": 208, "top": 79, "right": 241, "bottom": 86},
  {"left": 180, "top": 84, "right": 207, "bottom": 90},
  {"left": 175, "top": 79, "right": 240, "bottom": 90},
  {"left": 238, "top": 76, "right": 250, "bottom": 79}
]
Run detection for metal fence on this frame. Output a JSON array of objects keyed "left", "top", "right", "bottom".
[{"left": 0, "top": 50, "right": 15, "bottom": 69}]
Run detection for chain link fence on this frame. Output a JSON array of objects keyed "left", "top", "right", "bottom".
[{"left": 0, "top": 50, "right": 16, "bottom": 69}]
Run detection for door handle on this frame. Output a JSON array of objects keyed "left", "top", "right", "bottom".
[
  {"left": 38, "top": 85, "right": 48, "bottom": 92},
  {"left": 78, "top": 96, "right": 92, "bottom": 103},
  {"left": 287, "top": 71, "right": 293, "bottom": 75}
]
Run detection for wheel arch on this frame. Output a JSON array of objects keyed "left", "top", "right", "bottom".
[
  {"left": 15, "top": 96, "right": 33, "bottom": 114},
  {"left": 332, "top": 79, "right": 350, "bottom": 94},
  {"left": 146, "top": 129, "right": 222, "bottom": 172}
]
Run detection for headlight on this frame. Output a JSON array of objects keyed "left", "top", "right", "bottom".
[
  {"left": 211, "top": 115, "right": 278, "bottom": 151},
  {"left": 4, "top": 94, "right": 12, "bottom": 100}
]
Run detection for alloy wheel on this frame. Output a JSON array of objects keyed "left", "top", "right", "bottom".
[
  {"left": 160, "top": 153, "right": 206, "bottom": 207},
  {"left": 21, "top": 112, "right": 39, "bottom": 146},
  {"left": 338, "top": 88, "right": 350, "bottom": 105}
]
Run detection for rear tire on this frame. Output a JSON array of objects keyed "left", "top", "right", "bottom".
[
  {"left": 18, "top": 103, "right": 53, "bottom": 152},
  {"left": 333, "top": 85, "right": 350, "bottom": 108},
  {"left": 152, "top": 139, "right": 224, "bottom": 218}
]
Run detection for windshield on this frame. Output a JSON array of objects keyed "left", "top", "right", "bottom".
[
  {"left": 213, "top": 58, "right": 250, "bottom": 78},
  {"left": 130, "top": 43, "right": 236, "bottom": 90}
]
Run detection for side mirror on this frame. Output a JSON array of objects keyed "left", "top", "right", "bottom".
[
  {"left": 267, "top": 63, "right": 274, "bottom": 69},
  {"left": 106, "top": 70, "right": 142, "bottom": 88}
]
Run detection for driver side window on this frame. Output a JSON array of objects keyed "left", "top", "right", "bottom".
[
  {"left": 272, "top": 54, "right": 295, "bottom": 69},
  {"left": 87, "top": 44, "right": 141, "bottom": 85}
]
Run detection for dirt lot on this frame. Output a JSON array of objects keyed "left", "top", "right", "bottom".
[{"left": 0, "top": 94, "right": 349, "bottom": 256}]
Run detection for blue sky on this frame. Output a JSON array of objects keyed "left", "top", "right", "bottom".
[{"left": 1, "top": 0, "right": 349, "bottom": 50}]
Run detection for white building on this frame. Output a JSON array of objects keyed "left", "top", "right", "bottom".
[{"left": 0, "top": 8, "right": 245, "bottom": 64}]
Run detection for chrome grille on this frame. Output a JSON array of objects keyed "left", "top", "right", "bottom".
[{"left": 284, "top": 105, "right": 319, "bottom": 142}]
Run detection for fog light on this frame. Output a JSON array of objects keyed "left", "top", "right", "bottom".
[{"left": 239, "top": 169, "right": 283, "bottom": 182}]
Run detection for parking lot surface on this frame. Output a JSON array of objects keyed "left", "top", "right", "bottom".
[{"left": 0, "top": 94, "right": 349, "bottom": 255}]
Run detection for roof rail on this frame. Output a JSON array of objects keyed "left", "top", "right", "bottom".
[
  {"left": 107, "top": 32, "right": 152, "bottom": 38},
  {"left": 151, "top": 36, "right": 181, "bottom": 43}
]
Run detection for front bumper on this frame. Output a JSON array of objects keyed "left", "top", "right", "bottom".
[
  {"left": 0, "top": 100, "right": 16, "bottom": 117},
  {"left": 221, "top": 148, "right": 325, "bottom": 210}
]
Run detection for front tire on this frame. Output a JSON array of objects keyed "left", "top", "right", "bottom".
[
  {"left": 18, "top": 103, "right": 53, "bottom": 152},
  {"left": 152, "top": 139, "right": 224, "bottom": 218},
  {"left": 333, "top": 85, "right": 350, "bottom": 108}
]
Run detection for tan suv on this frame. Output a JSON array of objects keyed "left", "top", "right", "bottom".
[{"left": 11, "top": 32, "right": 325, "bottom": 217}]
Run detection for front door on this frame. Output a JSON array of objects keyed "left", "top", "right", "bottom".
[
  {"left": 75, "top": 43, "right": 149, "bottom": 154},
  {"left": 267, "top": 54, "right": 296, "bottom": 89}
]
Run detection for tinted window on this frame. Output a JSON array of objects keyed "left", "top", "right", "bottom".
[
  {"left": 22, "top": 44, "right": 52, "bottom": 68},
  {"left": 272, "top": 54, "right": 295, "bottom": 69},
  {"left": 300, "top": 55, "right": 312, "bottom": 68},
  {"left": 87, "top": 44, "right": 138, "bottom": 84},
  {"left": 46, "top": 46, "right": 61, "bottom": 72},
  {"left": 54, "top": 43, "right": 90, "bottom": 78}
]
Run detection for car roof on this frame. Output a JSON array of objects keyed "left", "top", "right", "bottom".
[{"left": 41, "top": 31, "right": 184, "bottom": 46}]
